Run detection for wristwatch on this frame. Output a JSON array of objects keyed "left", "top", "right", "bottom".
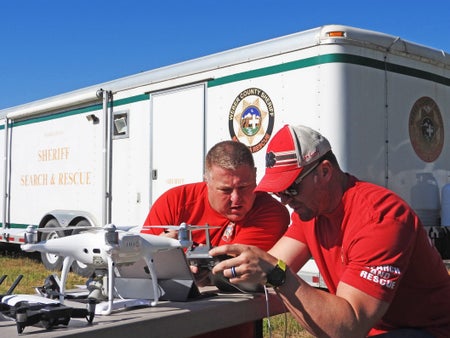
[{"left": 266, "top": 259, "right": 287, "bottom": 288}]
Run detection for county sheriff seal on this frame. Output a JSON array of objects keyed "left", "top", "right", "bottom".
[
  {"left": 228, "top": 88, "right": 275, "bottom": 153},
  {"left": 409, "top": 96, "right": 444, "bottom": 163}
]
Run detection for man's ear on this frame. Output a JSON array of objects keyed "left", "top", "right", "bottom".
[{"left": 319, "top": 161, "right": 332, "bottom": 180}]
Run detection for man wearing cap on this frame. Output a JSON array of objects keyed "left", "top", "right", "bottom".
[
  {"left": 210, "top": 125, "right": 450, "bottom": 337},
  {"left": 141, "top": 140, "right": 290, "bottom": 338}
]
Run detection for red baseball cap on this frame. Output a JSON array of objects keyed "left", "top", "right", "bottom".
[{"left": 255, "top": 125, "right": 331, "bottom": 193}]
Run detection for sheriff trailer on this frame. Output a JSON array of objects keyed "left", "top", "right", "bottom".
[{"left": 0, "top": 25, "right": 449, "bottom": 283}]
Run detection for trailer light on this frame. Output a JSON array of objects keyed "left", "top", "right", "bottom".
[
  {"left": 114, "top": 117, "right": 127, "bottom": 134},
  {"left": 327, "top": 31, "right": 346, "bottom": 38},
  {"left": 86, "top": 114, "right": 99, "bottom": 124},
  {"left": 113, "top": 111, "right": 129, "bottom": 139}
]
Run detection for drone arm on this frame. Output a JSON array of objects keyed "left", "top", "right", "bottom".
[{"left": 143, "top": 254, "right": 159, "bottom": 306}]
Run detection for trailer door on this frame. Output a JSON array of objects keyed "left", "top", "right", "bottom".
[{"left": 151, "top": 84, "right": 205, "bottom": 203}]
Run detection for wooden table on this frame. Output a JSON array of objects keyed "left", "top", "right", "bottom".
[{"left": 0, "top": 288, "right": 286, "bottom": 337}]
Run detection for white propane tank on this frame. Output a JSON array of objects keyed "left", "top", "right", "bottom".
[
  {"left": 411, "top": 173, "right": 440, "bottom": 226},
  {"left": 441, "top": 183, "right": 450, "bottom": 226}
]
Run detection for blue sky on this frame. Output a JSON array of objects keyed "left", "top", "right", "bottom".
[{"left": 1, "top": 0, "right": 450, "bottom": 110}]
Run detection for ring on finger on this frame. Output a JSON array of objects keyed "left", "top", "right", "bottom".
[{"left": 230, "top": 266, "right": 237, "bottom": 278}]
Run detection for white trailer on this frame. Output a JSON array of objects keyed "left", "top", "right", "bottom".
[{"left": 0, "top": 24, "right": 449, "bottom": 281}]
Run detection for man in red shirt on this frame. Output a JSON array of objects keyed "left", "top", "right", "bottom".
[
  {"left": 141, "top": 140, "right": 290, "bottom": 337},
  {"left": 211, "top": 125, "right": 450, "bottom": 338}
]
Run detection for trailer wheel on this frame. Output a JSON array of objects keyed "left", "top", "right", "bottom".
[
  {"left": 70, "top": 220, "right": 95, "bottom": 277},
  {"left": 40, "top": 219, "right": 64, "bottom": 271}
]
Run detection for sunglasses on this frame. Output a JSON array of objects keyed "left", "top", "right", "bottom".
[{"left": 274, "top": 161, "right": 321, "bottom": 198}]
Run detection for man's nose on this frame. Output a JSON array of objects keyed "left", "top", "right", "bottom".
[{"left": 230, "top": 189, "right": 242, "bottom": 203}]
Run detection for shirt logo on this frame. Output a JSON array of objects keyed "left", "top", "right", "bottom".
[
  {"left": 359, "top": 265, "right": 401, "bottom": 290},
  {"left": 222, "top": 222, "right": 235, "bottom": 242}
]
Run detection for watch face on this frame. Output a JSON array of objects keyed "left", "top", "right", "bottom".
[{"left": 267, "top": 265, "right": 286, "bottom": 287}]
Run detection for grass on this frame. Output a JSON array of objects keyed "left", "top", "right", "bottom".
[
  {"left": 0, "top": 243, "right": 313, "bottom": 337},
  {"left": 264, "top": 312, "right": 314, "bottom": 338},
  {"left": 0, "top": 244, "right": 86, "bottom": 294}
]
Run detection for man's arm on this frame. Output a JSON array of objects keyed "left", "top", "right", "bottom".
[
  {"left": 210, "top": 242, "right": 390, "bottom": 338},
  {"left": 268, "top": 236, "right": 311, "bottom": 272},
  {"left": 275, "top": 267, "right": 389, "bottom": 337}
]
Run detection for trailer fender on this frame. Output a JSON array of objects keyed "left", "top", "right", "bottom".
[{"left": 39, "top": 210, "right": 98, "bottom": 230}]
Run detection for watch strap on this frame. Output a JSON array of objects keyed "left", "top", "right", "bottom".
[{"left": 266, "top": 259, "right": 287, "bottom": 288}]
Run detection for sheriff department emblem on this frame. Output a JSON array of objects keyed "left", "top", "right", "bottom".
[
  {"left": 228, "top": 88, "right": 275, "bottom": 153},
  {"left": 409, "top": 96, "right": 444, "bottom": 162}
]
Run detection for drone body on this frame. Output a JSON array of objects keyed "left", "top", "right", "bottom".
[
  {"left": 20, "top": 224, "right": 185, "bottom": 314},
  {"left": 21, "top": 225, "right": 182, "bottom": 267}
]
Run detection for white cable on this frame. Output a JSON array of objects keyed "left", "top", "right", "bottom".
[
  {"left": 263, "top": 285, "right": 272, "bottom": 338},
  {"left": 213, "top": 278, "right": 289, "bottom": 337}
]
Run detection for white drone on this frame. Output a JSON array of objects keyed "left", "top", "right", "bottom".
[{"left": 20, "top": 223, "right": 219, "bottom": 315}]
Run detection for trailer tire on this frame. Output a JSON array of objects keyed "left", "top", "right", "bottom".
[
  {"left": 40, "top": 219, "right": 64, "bottom": 271},
  {"left": 70, "top": 220, "right": 95, "bottom": 277}
]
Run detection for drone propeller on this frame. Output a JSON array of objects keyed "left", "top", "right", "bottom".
[
  {"left": 142, "top": 224, "right": 221, "bottom": 231},
  {"left": 25, "top": 225, "right": 106, "bottom": 233},
  {"left": 142, "top": 223, "right": 222, "bottom": 249},
  {"left": 35, "top": 226, "right": 98, "bottom": 233},
  {"left": 23, "top": 224, "right": 119, "bottom": 244}
]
